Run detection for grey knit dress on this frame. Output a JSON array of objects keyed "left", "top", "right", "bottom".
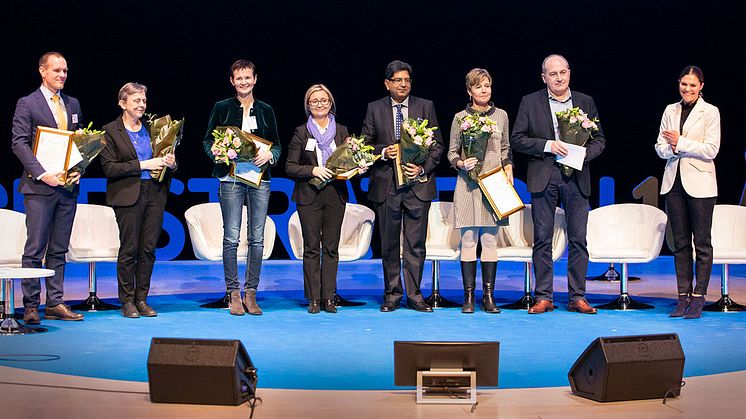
[{"left": 447, "top": 105, "right": 512, "bottom": 228}]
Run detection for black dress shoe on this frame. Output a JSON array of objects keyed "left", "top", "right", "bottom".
[
  {"left": 135, "top": 300, "right": 157, "bottom": 317},
  {"left": 121, "top": 302, "right": 140, "bottom": 318},
  {"left": 308, "top": 300, "right": 320, "bottom": 314},
  {"left": 408, "top": 300, "right": 433, "bottom": 312},
  {"left": 380, "top": 301, "right": 399, "bottom": 312},
  {"left": 322, "top": 299, "right": 337, "bottom": 313}
]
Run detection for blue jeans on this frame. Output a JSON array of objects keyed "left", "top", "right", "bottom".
[{"left": 219, "top": 180, "right": 270, "bottom": 291}]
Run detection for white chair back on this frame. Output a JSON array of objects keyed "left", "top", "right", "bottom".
[
  {"left": 496, "top": 204, "right": 567, "bottom": 262},
  {"left": 288, "top": 203, "right": 375, "bottom": 261},
  {"left": 184, "top": 202, "right": 275, "bottom": 261},
  {"left": 587, "top": 203, "right": 667, "bottom": 263},
  {"left": 67, "top": 204, "right": 120, "bottom": 262},
  {"left": 0, "top": 209, "right": 27, "bottom": 267},
  {"left": 424, "top": 201, "right": 460, "bottom": 261},
  {"left": 710, "top": 205, "right": 746, "bottom": 264}
]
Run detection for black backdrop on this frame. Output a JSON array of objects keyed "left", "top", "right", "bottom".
[{"left": 3, "top": 0, "right": 743, "bottom": 259}]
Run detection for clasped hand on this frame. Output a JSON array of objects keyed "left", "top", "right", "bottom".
[
  {"left": 42, "top": 171, "right": 79, "bottom": 187},
  {"left": 312, "top": 166, "right": 334, "bottom": 181},
  {"left": 662, "top": 130, "right": 679, "bottom": 150},
  {"left": 253, "top": 149, "right": 273, "bottom": 166}
]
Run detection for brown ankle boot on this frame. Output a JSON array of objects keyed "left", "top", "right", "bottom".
[
  {"left": 229, "top": 290, "right": 245, "bottom": 316},
  {"left": 243, "top": 289, "right": 262, "bottom": 315}
]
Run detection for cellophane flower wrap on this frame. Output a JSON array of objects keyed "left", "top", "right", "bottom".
[
  {"left": 64, "top": 122, "right": 106, "bottom": 192},
  {"left": 147, "top": 114, "right": 184, "bottom": 181},
  {"left": 458, "top": 112, "right": 498, "bottom": 184},
  {"left": 210, "top": 126, "right": 257, "bottom": 166},
  {"left": 398, "top": 117, "right": 438, "bottom": 187},
  {"left": 555, "top": 107, "right": 599, "bottom": 176},
  {"left": 310, "top": 134, "right": 377, "bottom": 190}
]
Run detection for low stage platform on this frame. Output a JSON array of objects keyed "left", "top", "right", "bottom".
[{"left": 1, "top": 257, "right": 744, "bottom": 417}]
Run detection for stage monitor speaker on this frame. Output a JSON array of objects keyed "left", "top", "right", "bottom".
[
  {"left": 568, "top": 333, "right": 685, "bottom": 402},
  {"left": 147, "top": 337, "right": 257, "bottom": 405}
]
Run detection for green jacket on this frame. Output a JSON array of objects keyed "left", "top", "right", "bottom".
[{"left": 203, "top": 97, "right": 281, "bottom": 179}]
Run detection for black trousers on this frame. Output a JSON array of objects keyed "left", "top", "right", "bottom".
[
  {"left": 113, "top": 180, "right": 168, "bottom": 303},
  {"left": 531, "top": 166, "right": 589, "bottom": 303},
  {"left": 374, "top": 185, "right": 430, "bottom": 304},
  {"left": 665, "top": 170, "right": 716, "bottom": 295},
  {"left": 297, "top": 186, "right": 345, "bottom": 300}
]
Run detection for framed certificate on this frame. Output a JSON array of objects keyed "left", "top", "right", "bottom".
[
  {"left": 32, "top": 126, "right": 76, "bottom": 182},
  {"left": 477, "top": 166, "right": 525, "bottom": 220},
  {"left": 229, "top": 132, "right": 273, "bottom": 188}
]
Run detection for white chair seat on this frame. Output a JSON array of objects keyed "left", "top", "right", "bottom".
[
  {"left": 495, "top": 246, "right": 533, "bottom": 260},
  {"left": 588, "top": 248, "right": 651, "bottom": 261},
  {"left": 185, "top": 202, "right": 276, "bottom": 261}
]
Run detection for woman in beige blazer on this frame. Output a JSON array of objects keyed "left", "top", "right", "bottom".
[
  {"left": 448, "top": 68, "right": 513, "bottom": 314},
  {"left": 655, "top": 65, "right": 720, "bottom": 319}
]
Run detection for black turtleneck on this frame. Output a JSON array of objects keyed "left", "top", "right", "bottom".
[{"left": 679, "top": 99, "right": 697, "bottom": 133}]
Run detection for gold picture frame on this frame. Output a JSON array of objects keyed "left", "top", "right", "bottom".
[
  {"left": 229, "top": 132, "right": 273, "bottom": 188},
  {"left": 32, "top": 126, "right": 75, "bottom": 183},
  {"left": 477, "top": 166, "right": 525, "bottom": 220}
]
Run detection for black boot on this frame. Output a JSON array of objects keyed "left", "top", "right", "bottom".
[
  {"left": 481, "top": 261, "right": 500, "bottom": 313},
  {"left": 461, "top": 261, "right": 477, "bottom": 313}
]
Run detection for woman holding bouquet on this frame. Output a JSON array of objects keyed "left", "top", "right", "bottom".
[
  {"left": 286, "top": 84, "right": 350, "bottom": 314},
  {"left": 448, "top": 68, "right": 513, "bottom": 314},
  {"left": 202, "top": 59, "right": 281, "bottom": 316},
  {"left": 655, "top": 66, "right": 720, "bottom": 319},
  {"left": 100, "top": 82, "right": 176, "bottom": 318}
]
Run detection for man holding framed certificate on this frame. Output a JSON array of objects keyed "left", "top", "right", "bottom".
[{"left": 10, "top": 51, "right": 85, "bottom": 324}]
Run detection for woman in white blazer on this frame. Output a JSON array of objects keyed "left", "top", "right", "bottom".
[{"left": 655, "top": 66, "right": 720, "bottom": 319}]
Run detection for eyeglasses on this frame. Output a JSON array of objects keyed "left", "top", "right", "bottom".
[
  {"left": 308, "top": 98, "right": 331, "bottom": 107},
  {"left": 388, "top": 77, "right": 412, "bottom": 86}
]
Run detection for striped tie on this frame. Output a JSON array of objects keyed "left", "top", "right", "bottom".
[
  {"left": 51, "top": 94, "right": 67, "bottom": 130},
  {"left": 395, "top": 104, "right": 403, "bottom": 142}
]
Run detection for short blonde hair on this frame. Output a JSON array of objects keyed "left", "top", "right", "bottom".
[
  {"left": 118, "top": 82, "right": 147, "bottom": 103},
  {"left": 465, "top": 68, "right": 492, "bottom": 90},
  {"left": 303, "top": 84, "right": 336, "bottom": 116}
]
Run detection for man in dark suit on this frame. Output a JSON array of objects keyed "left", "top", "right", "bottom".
[
  {"left": 510, "top": 54, "right": 606, "bottom": 314},
  {"left": 361, "top": 60, "right": 444, "bottom": 312},
  {"left": 10, "top": 51, "right": 85, "bottom": 324}
]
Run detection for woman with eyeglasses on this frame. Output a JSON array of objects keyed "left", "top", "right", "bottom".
[
  {"left": 286, "top": 84, "right": 350, "bottom": 314},
  {"left": 656, "top": 65, "right": 720, "bottom": 319}
]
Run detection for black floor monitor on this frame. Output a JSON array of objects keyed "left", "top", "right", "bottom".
[{"left": 393, "top": 341, "right": 499, "bottom": 387}]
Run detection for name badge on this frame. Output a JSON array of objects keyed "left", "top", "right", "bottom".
[
  {"left": 305, "top": 138, "right": 317, "bottom": 151},
  {"left": 247, "top": 115, "right": 258, "bottom": 131},
  {"left": 72, "top": 114, "right": 79, "bottom": 124}
]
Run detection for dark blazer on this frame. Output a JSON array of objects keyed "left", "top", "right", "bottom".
[
  {"left": 285, "top": 122, "right": 350, "bottom": 206},
  {"left": 361, "top": 95, "right": 444, "bottom": 203},
  {"left": 510, "top": 89, "right": 605, "bottom": 196},
  {"left": 100, "top": 117, "right": 170, "bottom": 207},
  {"left": 11, "top": 88, "right": 83, "bottom": 196},
  {"left": 202, "top": 97, "right": 281, "bottom": 179}
]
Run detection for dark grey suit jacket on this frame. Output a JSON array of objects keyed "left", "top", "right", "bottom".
[
  {"left": 510, "top": 89, "right": 605, "bottom": 197},
  {"left": 361, "top": 95, "right": 444, "bottom": 203},
  {"left": 11, "top": 88, "right": 83, "bottom": 196}
]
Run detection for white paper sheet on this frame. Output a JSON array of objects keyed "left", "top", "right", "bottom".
[{"left": 556, "top": 142, "right": 587, "bottom": 171}]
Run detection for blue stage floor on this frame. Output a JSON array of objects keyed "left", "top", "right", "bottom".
[{"left": 1, "top": 258, "right": 745, "bottom": 390}]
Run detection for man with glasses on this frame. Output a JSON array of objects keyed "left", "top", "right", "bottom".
[{"left": 361, "top": 60, "right": 444, "bottom": 312}]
